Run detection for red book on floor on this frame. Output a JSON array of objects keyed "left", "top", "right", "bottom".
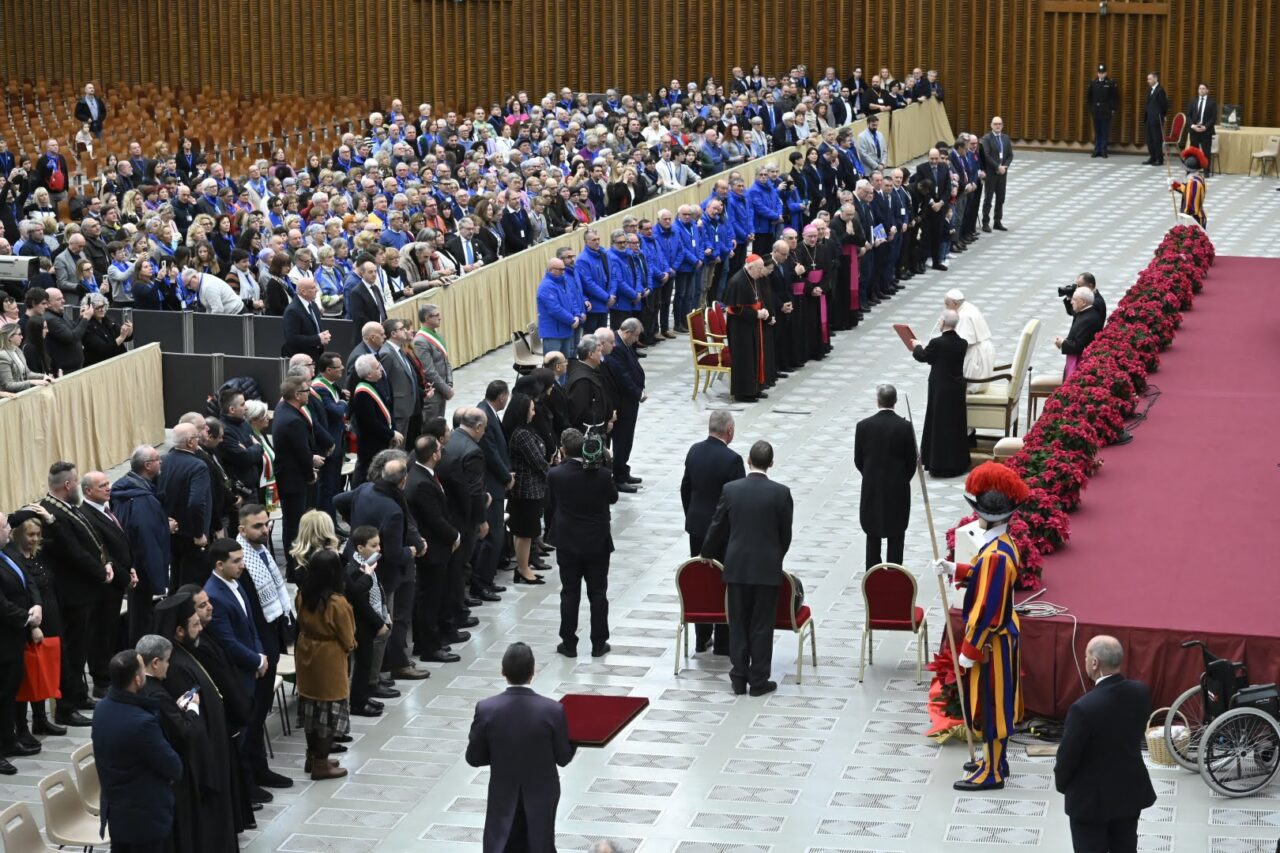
[{"left": 559, "top": 694, "right": 650, "bottom": 747}]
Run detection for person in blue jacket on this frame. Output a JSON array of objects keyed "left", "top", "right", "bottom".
[
  {"left": 536, "top": 256, "right": 580, "bottom": 359},
  {"left": 576, "top": 229, "right": 611, "bottom": 332},
  {"left": 670, "top": 205, "right": 703, "bottom": 332},
  {"left": 112, "top": 447, "right": 172, "bottom": 644},
  {"left": 652, "top": 210, "right": 682, "bottom": 337},
  {"left": 726, "top": 175, "right": 752, "bottom": 276},
  {"left": 91, "top": 650, "right": 184, "bottom": 851},
  {"left": 605, "top": 229, "right": 642, "bottom": 330},
  {"left": 638, "top": 218, "right": 669, "bottom": 345},
  {"left": 700, "top": 200, "right": 735, "bottom": 306},
  {"left": 746, "top": 167, "right": 783, "bottom": 255}
]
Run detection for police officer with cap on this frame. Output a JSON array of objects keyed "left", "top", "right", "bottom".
[{"left": 1086, "top": 64, "right": 1120, "bottom": 158}]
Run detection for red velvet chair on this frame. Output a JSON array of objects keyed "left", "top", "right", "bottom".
[
  {"left": 674, "top": 557, "right": 728, "bottom": 675},
  {"left": 1163, "top": 112, "right": 1187, "bottom": 161},
  {"left": 775, "top": 572, "right": 818, "bottom": 684},
  {"left": 860, "top": 563, "right": 928, "bottom": 683}
]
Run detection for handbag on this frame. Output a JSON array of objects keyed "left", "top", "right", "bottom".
[{"left": 16, "top": 636, "right": 63, "bottom": 702}]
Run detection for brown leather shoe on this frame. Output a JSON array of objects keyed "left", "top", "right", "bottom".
[
  {"left": 310, "top": 759, "right": 347, "bottom": 781},
  {"left": 662, "top": 330, "right": 677, "bottom": 339},
  {"left": 303, "top": 754, "right": 339, "bottom": 774},
  {"left": 391, "top": 666, "right": 430, "bottom": 680}
]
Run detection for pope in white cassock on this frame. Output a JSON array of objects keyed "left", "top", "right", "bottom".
[{"left": 944, "top": 289, "right": 995, "bottom": 393}]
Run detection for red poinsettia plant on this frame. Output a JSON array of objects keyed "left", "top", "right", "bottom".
[
  {"left": 926, "top": 647, "right": 969, "bottom": 741},
  {"left": 945, "top": 226, "right": 1215, "bottom": 588}
]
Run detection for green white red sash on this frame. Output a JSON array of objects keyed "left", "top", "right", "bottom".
[
  {"left": 414, "top": 327, "right": 448, "bottom": 359},
  {"left": 355, "top": 381, "right": 392, "bottom": 424}
]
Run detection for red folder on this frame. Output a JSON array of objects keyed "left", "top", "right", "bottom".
[{"left": 893, "top": 323, "right": 918, "bottom": 351}]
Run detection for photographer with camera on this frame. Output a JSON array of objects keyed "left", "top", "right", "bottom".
[
  {"left": 1060, "top": 272, "right": 1105, "bottom": 320},
  {"left": 1055, "top": 287, "right": 1105, "bottom": 380}
]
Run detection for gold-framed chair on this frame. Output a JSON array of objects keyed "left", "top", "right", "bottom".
[
  {"left": 965, "top": 319, "right": 1040, "bottom": 440},
  {"left": 687, "top": 309, "right": 730, "bottom": 399},
  {"left": 860, "top": 563, "right": 928, "bottom": 683}
]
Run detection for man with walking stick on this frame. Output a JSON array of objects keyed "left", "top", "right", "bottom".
[{"left": 930, "top": 461, "right": 1029, "bottom": 791}]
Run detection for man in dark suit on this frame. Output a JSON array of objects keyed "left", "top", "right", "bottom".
[
  {"left": 0, "top": 509, "right": 44, "bottom": 764},
  {"left": 111, "top": 446, "right": 170, "bottom": 644},
  {"left": 336, "top": 450, "right": 431, "bottom": 682},
  {"left": 1065, "top": 272, "right": 1107, "bottom": 321},
  {"left": 91, "top": 651, "right": 183, "bottom": 852},
  {"left": 915, "top": 148, "right": 952, "bottom": 271},
  {"left": 1056, "top": 286, "right": 1105, "bottom": 373},
  {"left": 701, "top": 441, "right": 794, "bottom": 696},
  {"left": 854, "top": 384, "right": 917, "bottom": 569},
  {"left": 445, "top": 217, "right": 496, "bottom": 272},
  {"left": 346, "top": 258, "right": 389, "bottom": 348},
  {"left": 202, "top": 539, "right": 266, "bottom": 700},
  {"left": 272, "top": 377, "right": 321, "bottom": 577},
  {"left": 680, "top": 412, "right": 745, "bottom": 655},
  {"left": 604, "top": 318, "right": 646, "bottom": 489},
  {"left": 1054, "top": 636, "right": 1157, "bottom": 852},
  {"left": 377, "top": 318, "right": 421, "bottom": 442},
  {"left": 78, "top": 471, "right": 134, "bottom": 700},
  {"left": 979, "top": 117, "right": 1013, "bottom": 232},
  {"left": 436, "top": 408, "right": 487, "bottom": 629},
  {"left": 281, "top": 279, "right": 332, "bottom": 359},
  {"left": 1142, "top": 72, "right": 1170, "bottom": 165},
  {"left": 473, "top": 381, "right": 513, "bottom": 601},
  {"left": 73, "top": 83, "right": 108, "bottom": 138},
  {"left": 158, "top": 423, "right": 212, "bottom": 589},
  {"left": 1186, "top": 82, "right": 1217, "bottom": 158},
  {"left": 547, "top": 429, "right": 619, "bottom": 658},
  {"left": 466, "top": 642, "right": 575, "bottom": 853},
  {"left": 406, "top": 435, "right": 462, "bottom": 664},
  {"left": 39, "top": 461, "right": 111, "bottom": 726}
]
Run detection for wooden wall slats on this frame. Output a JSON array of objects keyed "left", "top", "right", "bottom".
[{"left": 4, "top": 0, "right": 1276, "bottom": 147}]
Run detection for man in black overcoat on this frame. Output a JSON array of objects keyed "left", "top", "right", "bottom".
[
  {"left": 911, "top": 310, "right": 970, "bottom": 478},
  {"left": 853, "top": 384, "right": 917, "bottom": 569},
  {"left": 701, "top": 441, "right": 793, "bottom": 696},
  {"left": 1054, "top": 635, "right": 1158, "bottom": 853},
  {"left": 680, "top": 412, "right": 744, "bottom": 655}
]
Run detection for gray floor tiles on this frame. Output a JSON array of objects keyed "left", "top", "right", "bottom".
[{"left": 4, "top": 152, "right": 1280, "bottom": 852}]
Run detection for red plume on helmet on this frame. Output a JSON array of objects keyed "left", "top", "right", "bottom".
[{"left": 963, "top": 462, "right": 1030, "bottom": 523}]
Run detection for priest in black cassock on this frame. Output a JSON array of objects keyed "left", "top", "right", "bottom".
[
  {"left": 765, "top": 240, "right": 799, "bottom": 375},
  {"left": 911, "top": 309, "right": 971, "bottom": 478},
  {"left": 792, "top": 226, "right": 830, "bottom": 362},
  {"left": 832, "top": 202, "right": 868, "bottom": 329},
  {"left": 153, "top": 592, "right": 242, "bottom": 853},
  {"left": 723, "top": 255, "right": 771, "bottom": 403}
]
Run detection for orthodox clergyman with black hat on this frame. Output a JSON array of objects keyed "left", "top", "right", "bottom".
[{"left": 931, "top": 462, "right": 1029, "bottom": 791}]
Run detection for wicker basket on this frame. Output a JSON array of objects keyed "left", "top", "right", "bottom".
[{"left": 1147, "top": 706, "right": 1188, "bottom": 767}]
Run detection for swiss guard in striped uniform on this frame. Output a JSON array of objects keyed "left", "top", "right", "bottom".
[
  {"left": 1170, "top": 146, "right": 1208, "bottom": 228},
  {"left": 932, "top": 461, "right": 1029, "bottom": 791}
]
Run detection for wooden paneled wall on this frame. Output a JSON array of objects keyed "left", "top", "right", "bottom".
[{"left": 4, "top": 0, "right": 1276, "bottom": 148}]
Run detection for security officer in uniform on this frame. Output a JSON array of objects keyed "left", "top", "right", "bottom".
[{"left": 1086, "top": 64, "right": 1120, "bottom": 158}]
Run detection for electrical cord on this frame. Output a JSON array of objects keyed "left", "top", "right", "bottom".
[
  {"left": 1014, "top": 595, "right": 1088, "bottom": 698},
  {"left": 1123, "top": 383, "right": 1162, "bottom": 433}
]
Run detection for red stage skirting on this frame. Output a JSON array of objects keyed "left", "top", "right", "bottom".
[
  {"left": 1020, "top": 256, "right": 1280, "bottom": 719},
  {"left": 560, "top": 694, "right": 649, "bottom": 746}
]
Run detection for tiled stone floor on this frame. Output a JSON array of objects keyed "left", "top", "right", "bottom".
[{"left": 3, "top": 152, "right": 1279, "bottom": 852}]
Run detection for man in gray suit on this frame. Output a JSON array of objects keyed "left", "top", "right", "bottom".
[
  {"left": 856, "top": 115, "right": 889, "bottom": 174},
  {"left": 979, "top": 116, "right": 1013, "bottom": 232},
  {"left": 53, "top": 233, "right": 88, "bottom": 305},
  {"left": 377, "top": 317, "right": 420, "bottom": 442},
  {"left": 701, "top": 440, "right": 794, "bottom": 696},
  {"left": 412, "top": 303, "right": 454, "bottom": 422}
]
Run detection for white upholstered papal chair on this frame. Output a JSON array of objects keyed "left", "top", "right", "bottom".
[{"left": 965, "top": 319, "right": 1040, "bottom": 441}]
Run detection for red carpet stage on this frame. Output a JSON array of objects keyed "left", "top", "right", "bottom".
[
  {"left": 1020, "top": 256, "right": 1280, "bottom": 719},
  {"left": 560, "top": 695, "right": 649, "bottom": 746}
]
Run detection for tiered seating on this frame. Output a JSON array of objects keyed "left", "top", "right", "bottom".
[{"left": 1, "top": 76, "right": 366, "bottom": 195}]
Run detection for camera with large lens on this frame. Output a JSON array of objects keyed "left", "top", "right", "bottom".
[{"left": 1056, "top": 283, "right": 1075, "bottom": 297}]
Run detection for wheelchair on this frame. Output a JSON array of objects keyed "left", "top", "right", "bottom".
[{"left": 1164, "top": 640, "right": 1280, "bottom": 797}]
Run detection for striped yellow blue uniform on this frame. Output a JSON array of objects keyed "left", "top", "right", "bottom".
[
  {"left": 1172, "top": 174, "right": 1207, "bottom": 227},
  {"left": 955, "top": 530, "right": 1024, "bottom": 786}
]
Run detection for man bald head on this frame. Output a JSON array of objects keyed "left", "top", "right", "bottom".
[
  {"left": 171, "top": 422, "right": 199, "bottom": 450},
  {"left": 1085, "top": 635, "right": 1124, "bottom": 681}
]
